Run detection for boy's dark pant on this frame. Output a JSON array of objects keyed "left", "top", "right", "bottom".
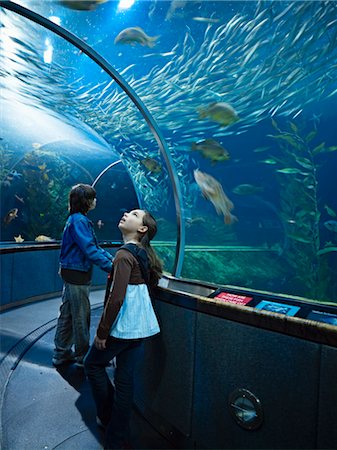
[
  {"left": 54, "top": 282, "right": 91, "bottom": 362},
  {"left": 84, "top": 336, "right": 143, "bottom": 449}
]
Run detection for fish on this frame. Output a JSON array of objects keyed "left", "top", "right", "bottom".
[
  {"left": 59, "top": 0, "right": 107, "bottom": 11},
  {"left": 14, "top": 234, "right": 24, "bottom": 243},
  {"left": 191, "top": 139, "right": 230, "bottom": 163},
  {"left": 2, "top": 170, "right": 23, "bottom": 187},
  {"left": 97, "top": 219, "right": 104, "bottom": 229},
  {"left": 114, "top": 27, "right": 159, "bottom": 48},
  {"left": 15, "top": 194, "right": 25, "bottom": 204},
  {"left": 198, "top": 102, "right": 239, "bottom": 126},
  {"left": 148, "top": 0, "right": 158, "bottom": 19},
  {"left": 232, "top": 184, "right": 264, "bottom": 195},
  {"left": 193, "top": 169, "right": 237, "bottom": 225},
  {"left": 324, "top": 205, "right": 336, "bottom": 218},
  {"left": 49, "top": 0, "right": 337, "bottom": 205},
  {"left": 192, "top": 17, "right": 220, "bottom": 24},
  {"left": 186, "top": 216, "right": 206, "bottom": 227},
  {"left": 253, "top": 146, "right": 270, "bottom": 153},
  {"left": 35, "top": 235, "right": 54, "bottom": 242},
  {"left": 4, "top": 208, "right": 18, "bottom": 225},
  {"left": 142, "top": 51, "right": 176, "bottom": 58},
  {"left": 324, "top": 220, "right": 337, "bottom": 233},
  {"left": 260, "top": 158, "right": 278, "bottom": 165},
  {"left": 277, "top": 168, "right": 307, "bottom": 175},
  {"left": 165, "top": 0, "right": 187, "bottom": 21},
  {"left": 141, "top": 157, "right": 162, "bottom": 173}
]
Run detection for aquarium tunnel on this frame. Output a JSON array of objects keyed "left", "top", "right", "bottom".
[{"left": 1, "top": 1, "right": 337, "bottom": 449}]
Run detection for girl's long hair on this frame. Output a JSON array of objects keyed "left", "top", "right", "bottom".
[
  {"left": 139, "top": 211, "right": 163, "bottom": 286},
  {"left": 69, "top": 184, "right": 96, "bottom": 215}
]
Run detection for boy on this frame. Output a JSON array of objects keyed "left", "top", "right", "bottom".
[{"left": 53, "top": 184, "right": 113, "bottom": 367}]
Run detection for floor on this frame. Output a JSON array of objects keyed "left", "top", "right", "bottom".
[{"left": 0, "top": 292, "right": 173, "bottom": 450}]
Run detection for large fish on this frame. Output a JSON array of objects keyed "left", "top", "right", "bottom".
[
  {"left": 141, "top": 157, "right": 162, "bottom": 173},
  {"left": 191, "top": 139, "right": 230, "bottom": 164},
  {"left": 4, "top": 208, "right": 18, "bottom": 225},
  {"left": 198, "top": 102, "right": 240, "bottom": 126},
  {"left": 114, "top": 27, "right": 159, "bottom": 48},
  {"left": 59, "top": 0, "right": 107, "bottom": 11},
  {"left": 193, "top": 170, "right": 237, "bottom": 225}
]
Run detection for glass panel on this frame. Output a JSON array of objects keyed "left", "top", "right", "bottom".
[{"left": 174, "top": 1, "right": 337, "bottom": 303}]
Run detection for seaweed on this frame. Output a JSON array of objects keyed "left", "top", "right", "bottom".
[
  {"left": 155, "top": 245, "right": 287, "bottom": 293},
  {"left": 268, "top": 119, "right": 337, "bottom": 301},
  {"left": 0, "top": 143, "right": 14, "bottom": 185},
  {"left": 20, "top": 150, "right": 71, "bottom": 240}
]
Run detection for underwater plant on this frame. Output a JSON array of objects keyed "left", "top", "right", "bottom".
[
  {"left": 155, "top": 244, "right": 286, "bottom": 291},
  {"left": 267, "top": 119, "right": 337, "bottom": 301},
  {"left": 0, "top": 143, "right": 14, "bottom": 186},
  {"left": 20, "top": 150, "right": 73, "bottom": 240}
]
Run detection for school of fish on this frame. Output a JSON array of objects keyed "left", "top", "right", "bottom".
[{"left": 1, "top": 0, "right": 337, "bottom": 221}]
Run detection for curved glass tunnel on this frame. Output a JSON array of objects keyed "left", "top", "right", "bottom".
[
  {"left": 0, "top": 0, "right": 183, "bottom": 274},
  {"left": 1, "top": 2, "right": 337, "bottom": 449}
]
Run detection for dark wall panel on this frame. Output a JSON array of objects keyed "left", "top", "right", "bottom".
[
  {"left": 135, "top": 300, "right": 196, "bottom": 437},
  {"left": 0, "top": 248, "right": 116, "bottom": 308},
  {"left": 317, "top": 345, "right": 337, "bottom": 449},
  {"left": 193, "top": 314, "right": 320, "bottom": 449},
  {"left": 1, "top": 253, "right": 13, "bottom": 305},
  {"left": 12, "top": 250, "right": 59, "bottom": 303}
]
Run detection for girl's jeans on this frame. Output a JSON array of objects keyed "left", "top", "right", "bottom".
[
  {"left": 84, "top": 337, "right": 143, "bottom": 449},
  {"left": 53, "top": 282, "right": 91, "bottom": 361}
]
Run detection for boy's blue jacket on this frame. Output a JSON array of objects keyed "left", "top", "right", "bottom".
[{"left": 60, "top": 213, "right": 112, "bottom": 273}]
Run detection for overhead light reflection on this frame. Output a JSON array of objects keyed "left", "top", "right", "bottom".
[
  {"left": 48, "top": 16, "right": 61, "bottom": 26},
  {"left": 44, "top": 38, "right": 53, "bottom": 64},
  {"left": 117, "top": 0, "right": 135, "bottom": 11}
]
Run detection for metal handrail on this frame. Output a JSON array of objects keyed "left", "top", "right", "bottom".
[
  {"left": 0, "top": 0, "right": 185, "bottom": 276},
  {"left": 92, "top": 160, "right": 122, "bottom": 188}
]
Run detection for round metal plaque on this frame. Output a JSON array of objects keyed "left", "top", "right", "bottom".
[{"left": 229, "top": 388, "right": 263, "bottom": 430}]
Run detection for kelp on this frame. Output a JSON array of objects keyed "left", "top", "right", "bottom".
[
  {"left": 268, "top": 119, "right": 337, "bottom": 301},
  {"left": 20, "top": 150, "right": 72, "bottom": 240},
  {"left": 0, "top": 143, "right": 14, "bottom": 184},
  {"left": 156, "top": 246, "right": 286, "bottom": 292}
]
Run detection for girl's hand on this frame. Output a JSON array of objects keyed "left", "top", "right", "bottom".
[{"left": 94, "top": 335, "right": 106, "bottom": 350}]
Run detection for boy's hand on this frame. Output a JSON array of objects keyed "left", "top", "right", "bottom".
[{"left": 94, "top": 335, "right": 106, "bottom": 350}]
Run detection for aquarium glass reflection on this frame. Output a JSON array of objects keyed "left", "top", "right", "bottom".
[{"left": 1, "top": 0, "right": 336, "bottom": 302}]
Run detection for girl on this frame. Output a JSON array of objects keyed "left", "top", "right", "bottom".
[
  {"left": 84, "top": 209, "right": 162, "bottom": 450},
  {"left": 53, "top": 184, "right": 113, "bottom": 367}
]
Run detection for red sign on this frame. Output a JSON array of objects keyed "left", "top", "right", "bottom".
[{"left": 214, "top": 292, "right": 253, "bottom": 306}]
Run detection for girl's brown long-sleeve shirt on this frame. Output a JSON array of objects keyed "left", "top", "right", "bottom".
[{"left": 96, "top": 249, "right": 145, "bottom": 340}]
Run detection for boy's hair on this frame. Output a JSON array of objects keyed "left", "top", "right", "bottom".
[
  {"left": 140, "top": 211, "right": 163, "bottom": 286},
  {"left": 69, "top": 184, "right": 96, "bottom": 215}
]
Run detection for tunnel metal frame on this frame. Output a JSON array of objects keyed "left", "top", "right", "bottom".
[
  {"left": 0, "top": 0, "right": 185, "bottom": 276},
  {"left": 92, "top": 160, "right": 144, "bottom": 210}
]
